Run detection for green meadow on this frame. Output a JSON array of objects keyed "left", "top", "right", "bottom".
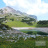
[{"left": 0, "top": 36, "right": 48, "bottom": 48}]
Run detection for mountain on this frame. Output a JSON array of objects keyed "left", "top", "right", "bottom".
[
  {"left": 2, "top": 6, "right": 17, "bottom": 14},
  {"left": 0, "top": 6, "right": 16, "bottom": 14},
  {"left": 0, "top": 6, "right": 37, "bottom": 20},
  {"left": 0, "top": 6, "right": 21, "bottom": 15},
  {"left": 29, "top": 15, "right": 37, "bottom": 20}
]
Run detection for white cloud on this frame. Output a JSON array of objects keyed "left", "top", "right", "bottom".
[
  {"left": 27, "top": 0, "right": 48, "bottom": 15},
  {"left": 3, "top": 0, "right": 48, "bottom": 16},
  {"left": 3, "top": 0, "right": 30, "bottom": 8},
  {"left": 3, "top": 0, "right": 17, "bottom": 6}
]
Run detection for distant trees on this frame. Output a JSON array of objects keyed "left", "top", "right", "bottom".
[
  {"left": 5, "top": 16, "right": 7, "bottom": 20},
  {"left": 10, "top": 18, "right": 14, "bottom": 21},
  {"left": 21, "top": 17, "right": 36, "bottom": 25},
  {"left": 10, "top": 17, "right": 14, "bottom": 21},
  {"left": 36, "top": 20, "right": 48, "bottom": 27},
  {"left": 14, "top": 14, "right": 19, "bottom": 16},
  {"left": 0, "top": 9, "right": 3, "bottom": 14},
  {"left": 0, "top": 16, "right": 8, "bottom": 24},
  {"left": 37, "top": 20, "right": 48, "bottom": 25},
  {"left": 29, "top": 18, "right": 36, "bottom": 22},
  {"left": 0, "top": 18, "right": 5, "bottom": 24}
]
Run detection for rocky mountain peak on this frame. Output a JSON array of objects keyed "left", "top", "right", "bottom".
[{"left": 0, "top": 6, "right": 37, "bottom": 20}]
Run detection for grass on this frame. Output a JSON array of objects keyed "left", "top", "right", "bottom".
[
  {"left": 36, "top": 24, "right": 48, "bottom": 27},
  {"left": 4, "top": 20, "right": 37, "bottom": 27},
  {"left": 2, "top": 15, "right": 48, "bottom": 27},
  {"left": 2, "top": 15, "right": 37, "bottom": 27},
  {"left": 4, "top": 20, "right": 48, "bottom": 27},
  {"left": 0, "top": 36, "right": 48, "bottom": 48}
]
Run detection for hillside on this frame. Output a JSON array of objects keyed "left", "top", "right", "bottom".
[
  {"left": 3, "top": 15, "right": 37, "bottom": 27},
  {"left": 0, "top": 6, "right": 37, "bottom": 27}
]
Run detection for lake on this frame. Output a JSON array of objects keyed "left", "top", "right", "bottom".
[{"left": 20, "top": 29, "right": 48, "bottom": 35}]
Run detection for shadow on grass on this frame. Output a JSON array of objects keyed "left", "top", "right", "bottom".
[
  {"left": 0, "top": 24, "right": 11, "bottom": 30},
  {"left": 26, "top": 31, "right": 48, "bottom": 35},
  {"left": 37, "top": 31, "right": 48, "bottom": 35},
  {"left": 27, "top": 23, "right": 33, "bottom": 26},
  {"left": 27, "top": 31, "right": 33, "bottom": 35}
]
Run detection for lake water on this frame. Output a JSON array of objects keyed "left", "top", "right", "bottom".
[
  {"left": 20, "top": 29, "right": 48, "bottom": 35},
  {"left": 0, "top": 29, "right": 48, "bottom": 42}
]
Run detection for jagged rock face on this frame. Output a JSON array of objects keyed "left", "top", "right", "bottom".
[
  {"left": 2, "top": 6, "right": 17, "bottom": 14},
  {"left": 2, "top": 6, "right": 22, "bottom": 15},
  {"left": 29, "top": 15, "right": 37, "bottom": 20},
  {"left": 0, "top": 6, "right": 21, "bottom": 15},
  {"left": 0, "top": 6, "right": 37, "bottom": 20}
]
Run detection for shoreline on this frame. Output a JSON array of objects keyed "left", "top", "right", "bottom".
[{"left": 12, "top": 27, "right": 48, "bottom": 33}]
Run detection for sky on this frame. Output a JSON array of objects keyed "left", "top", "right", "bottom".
[{"left": 0, "top": 0, "right": 48, "bottom": 21}]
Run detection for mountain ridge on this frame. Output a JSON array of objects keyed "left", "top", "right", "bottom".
[{"left": 0, "top": 6, "right": 37, "bottom": 20}]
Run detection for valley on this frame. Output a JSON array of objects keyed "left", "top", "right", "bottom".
[{"left": 0, "top": 6, "right": 48, "bottom": 48}]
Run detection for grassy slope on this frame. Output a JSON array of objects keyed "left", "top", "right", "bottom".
[
  {"left": 3, "top": 15, "right": 37, "bottom": 27},
  {"left": 4, "top": 20, "right": 37, "bottom": 27},
  {"left": 4, "top": 20, "right": 48, "bottom": 27},
  {"left": 3, "top": 15, "right": 48, "bottom": 27}
]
